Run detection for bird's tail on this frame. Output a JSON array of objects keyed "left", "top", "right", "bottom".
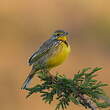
[{"left": 21, "top": 68, "right": 36, "bottom": 89}]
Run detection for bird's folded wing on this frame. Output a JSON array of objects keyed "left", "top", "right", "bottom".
[{"left": 28, "top": 39, "right": 59, "bottom": 65}]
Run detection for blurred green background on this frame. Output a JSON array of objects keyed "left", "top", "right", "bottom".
[{"left": 0, "top": 0, "right": 110, "bottom": 110}]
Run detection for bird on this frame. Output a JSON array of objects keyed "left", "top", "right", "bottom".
[{"left": 21, "top": 30, "right": 71, "bottom": 89}]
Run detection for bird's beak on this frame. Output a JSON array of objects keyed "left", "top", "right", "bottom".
[{"left": 65, "top": 32, "right": 68, "bottom": 35}]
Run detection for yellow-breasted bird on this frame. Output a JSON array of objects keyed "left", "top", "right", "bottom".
[{"left": 21, "top": 30, "right": 71, "bottom": 89}]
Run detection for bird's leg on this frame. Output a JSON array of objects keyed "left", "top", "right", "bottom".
[
  {"left": 44, "top": 69, "right": 51, "bottom": 76},
  {"left": 41, "top": 69, "right": 55, "bottom": 81},
  {"left": 45, "top": 69, "right": 55, "bottom": 78},
  {"left": 37, "top": 69, "right": 49, "bottom": 80}
]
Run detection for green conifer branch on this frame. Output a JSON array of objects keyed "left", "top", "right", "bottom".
[{"left": 24, "top": 67, "right": 110, "bottom": 110}]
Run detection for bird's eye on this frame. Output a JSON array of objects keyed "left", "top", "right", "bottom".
[
  {"left": 53, "top": 33, "right": 61, "bottom": 36},
  {"left": 57, "top": 33, "right": 60, "bottom": 36}
]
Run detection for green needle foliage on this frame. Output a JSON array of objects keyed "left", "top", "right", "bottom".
[{"left": 24, "top": 67, "right": 110, "bottom": 110}]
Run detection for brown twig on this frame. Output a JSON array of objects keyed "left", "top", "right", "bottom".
[{"left": 78, "top": 93, "right": 97, "bottom": 110}]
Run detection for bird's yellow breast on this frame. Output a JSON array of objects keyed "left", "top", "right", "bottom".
[{"left": 46, "top": 41, "right": 71, "bottom": 68}]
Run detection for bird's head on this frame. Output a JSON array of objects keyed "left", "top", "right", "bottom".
[{"left": 51, "top": 30, "right": 68, "bottom": 41}]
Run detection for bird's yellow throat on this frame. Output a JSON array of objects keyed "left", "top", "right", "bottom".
[{"left": 57, "top": 36, "right": 67, "bottom": 41}]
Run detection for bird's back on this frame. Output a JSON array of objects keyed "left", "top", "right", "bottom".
[
  {"left": 28, "top": 39, "right": 70, "bottom": 69},
  {"left": 28, "top": 39, "right": 59, "bottom": 66}
]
